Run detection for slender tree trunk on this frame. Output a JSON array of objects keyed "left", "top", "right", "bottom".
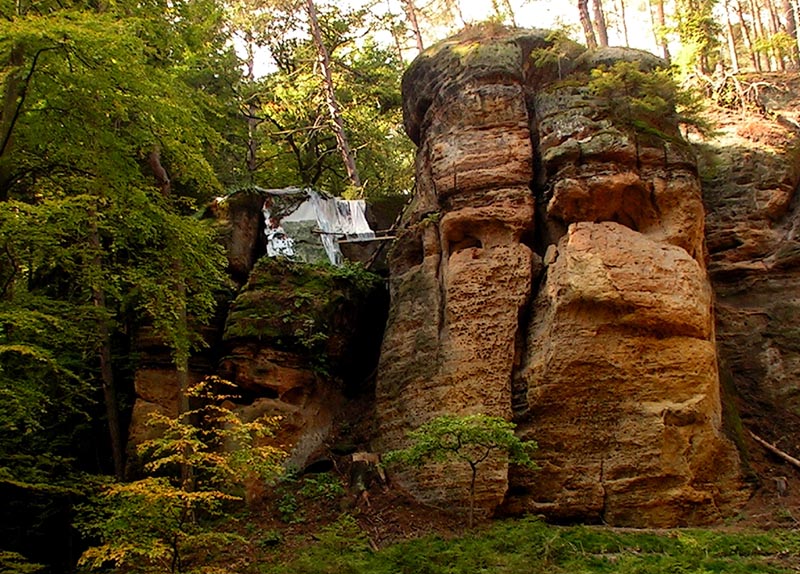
[
  {"left": 782, "top": 0, "right": 800, "bottom": 66},
  {"left": 737, "top": 0, "right": 760, "bottom": 69},
  {"left": 468, "top": 465, "right": 476, "bottom": 529},
  {"left": 650, "top": 0, "right": 671, "bottom": 62},
  {"left": 402, "top": 0, "right": 425, "bottom": 53},
  {"left": 504, "top": 0, "right": 518, "bottom": 26},
  {"left": 305, "top": 0, "right": 362, "bottom": 189},
  {"left": 389, "top": 22, "right": 406, "bottom": 62},
  {"left": 89, "top": 212, "right": 124, "bottom": 480},
  {"left": 148, "top": 148, "right": 171, "bottom": 196},
  {"left": 750, "top": 0, "right": 772, "bottom": 69},
  {"left": 244, "top": 32, "right": 260, "bottom": 179},
  {"left": 792, "top": 0, "right": 800, "bottom": 61},
  {"left": 176, "top": 280, "right": 192, "bottom": 492},
  {"left": 494, "top": 0, "right": 517, "bottom": 26},
  {"left": 765, "top": 0, "right": 786, "bottom": 69},
  {"left": 725, "top": 0, "right": 742, "bottom": 71},
  {"left": 616, "top": 0, "right": 630, "bottom": 46},
  {"left": 579, "top": 0, "right": 599, "bottom": 48},
  {"left": 445, "top": 0, "right": 466, "bottom": 26},
  {"left": 592, "top": 0, "right": 610, "bottom": 46}
]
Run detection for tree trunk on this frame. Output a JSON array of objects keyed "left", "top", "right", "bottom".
[
  {"left": 468, "top": 465, "right": 476, "bottom": 529},
  {"left": 725, "top": 0, "right": 742, "bottom": 71},
  {"left": 793, "top": 0, "right": 800, "bottom": 62},
  {"left": 498, "top": 0, "right": 517, "bottom": 26},
  {"left": 737, "top": 0, "right": 760, "bottom": 69},
  {"left": 650, "top": 0, "right": 671, "bottom": 62},
  {"left": 175, "top": 279, "right": 193, "bottom": 492},
  {"left": 445, "top": 0, "right": 466, "bottom": 26},
  {"left": 765, "top": 0, "right": 786, "bottom": 70},
  {"left": 89, "top": 212, "right": 124, "bottom": 480},
  {"left": 750, "top": 0, "right": 772, "bottom": 69},
  {"left": 243, "top": 31, "right": 260, "bottom": 179},
  {"left": 402, "top": 0, "right": 425, "bottom": 53},
  {"left": 782, "top": 0, "right": 800, "bottom": 66},
  {"left": 616, "top": 0, "right": 630, "bottom": 46},
  {"left": 0, "top": 44, "right": 25, "bottom": 201},
  {"left": 592, "top": 0, "right": 610, "bottom": 47},
  {"left": 148, "top": 148, "right": 171, "bottom": 196},
  {"left": 305, "top": 0, "right": 362, "bottom": 189},
  {"left": 579, "top": 0, "right": 598, "bottom": 48}
]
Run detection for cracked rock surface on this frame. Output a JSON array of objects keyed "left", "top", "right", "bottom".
[{"left": 376, "top": 25, "right": 745, "bottom": 526}]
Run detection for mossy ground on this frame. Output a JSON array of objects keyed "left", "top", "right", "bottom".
[
  {"left": 218, "top": 485, "right": 800, "bottom": 574},
  {"left": 193, "top": 451, "right": 800, "bottom": 574}
]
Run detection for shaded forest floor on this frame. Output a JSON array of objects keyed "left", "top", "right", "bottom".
[{"left": 224, "top": 477, "right": 800, "bottom": 574}]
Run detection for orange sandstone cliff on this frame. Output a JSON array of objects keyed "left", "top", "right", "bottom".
[{"left": 376, "top": 26, "right": 746, "bottom": 527}]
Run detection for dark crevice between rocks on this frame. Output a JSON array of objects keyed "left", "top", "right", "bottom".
[
  {"left": 783, "top": 173, "right": 800, "bottom": 241},
  {"left": 340, "top": 281, "right": 390, "bottom": 399},
  {"left": 510, "top": 306, "right": 531, "bottom": 422},
  {"left": 510, "top": 93, "right": 547, "bottom": 423},
  {"left": 435, "top": 221, "right": 448, "bottom": 348},
  {"left": 510, "top": 255, "right": 544, "bottom": 424},
  {"left": 525, "top": 90, "right": 553, "bottom": 258},
  {"left": 598, "top": 457, "right": 608, "bottom": 524}
]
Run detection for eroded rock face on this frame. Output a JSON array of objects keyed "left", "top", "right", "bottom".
[
  {"left": 220, "top": 257, "right": 385, "bottom": 468},
  {"left": 126, "top": 249, "right": 387, "bottom": 479},
  {"left": 377, "top": 26, "right": 744, "bottom": 525},
  {"left": 701, "top": 77, "right": 800, "bottom": 468}
]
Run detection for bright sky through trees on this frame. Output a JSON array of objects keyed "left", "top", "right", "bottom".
[{"left": 241, "top": 0, "right": 662, "bottom": 78}]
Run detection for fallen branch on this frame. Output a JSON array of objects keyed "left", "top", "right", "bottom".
[
  {"left": 776, "top": 114, "right": 800, "bottom": 135},
  {"left": 750, "top": 431, "right": 800, "bottom": 471}
]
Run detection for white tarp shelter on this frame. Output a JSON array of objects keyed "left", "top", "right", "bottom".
[{"left": 261, "top": 187, "right": 375, "bottom": 265}]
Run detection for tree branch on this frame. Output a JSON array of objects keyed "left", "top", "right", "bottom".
[
  {"left": 750, "top": 431, "right": 800, "bottom": 471},
  {"left": 1, "top": 44, "right": 62, "bottom": 159}
]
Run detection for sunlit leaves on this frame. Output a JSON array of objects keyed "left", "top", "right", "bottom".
[
  {"left": 385, "top": 413, "right": 538, "bottom": 470},
  {"left": 78, "top": 378, "right": 286, "bottom": 573}
]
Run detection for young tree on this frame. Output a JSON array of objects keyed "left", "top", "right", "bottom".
[
  {"left": 384, "top": 414, "right": 538, "bottom": 528},
  {"left": 674, "top": 0, "right": 721, "bottom": 75},
  {"left": 78, "top": 378, "right": 286, "bottom": 574}
]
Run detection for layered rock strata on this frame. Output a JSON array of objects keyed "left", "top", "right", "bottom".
[
  {"left": 701, "top": 77, "right": 800, "bottom": 465},
  {"left": 127, "top": 222, "right": 387, "bottom": 476},
  {"left": 377, "top": 26, "right": 744, "bottom": 525},
  {"left": 219, "top": 257, "right": 385, "bottom": 468}
]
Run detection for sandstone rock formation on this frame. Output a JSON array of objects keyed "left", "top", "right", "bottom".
[
  {"left": 220, "top": 257, "right": 384, "bottom": 468},
  {"left": 701, "top": 75, "right": 800, "bottom": 472},
  {"left": 377, "top": 25, "right": 744, "bottom": 526},
  {"left": 126, "top": 216, "right": 387, "bottom": 476}
]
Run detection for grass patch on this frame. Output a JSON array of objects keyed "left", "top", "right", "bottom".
[{"left": 257, "top": 517, "right": 800, "bottom": 574}]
